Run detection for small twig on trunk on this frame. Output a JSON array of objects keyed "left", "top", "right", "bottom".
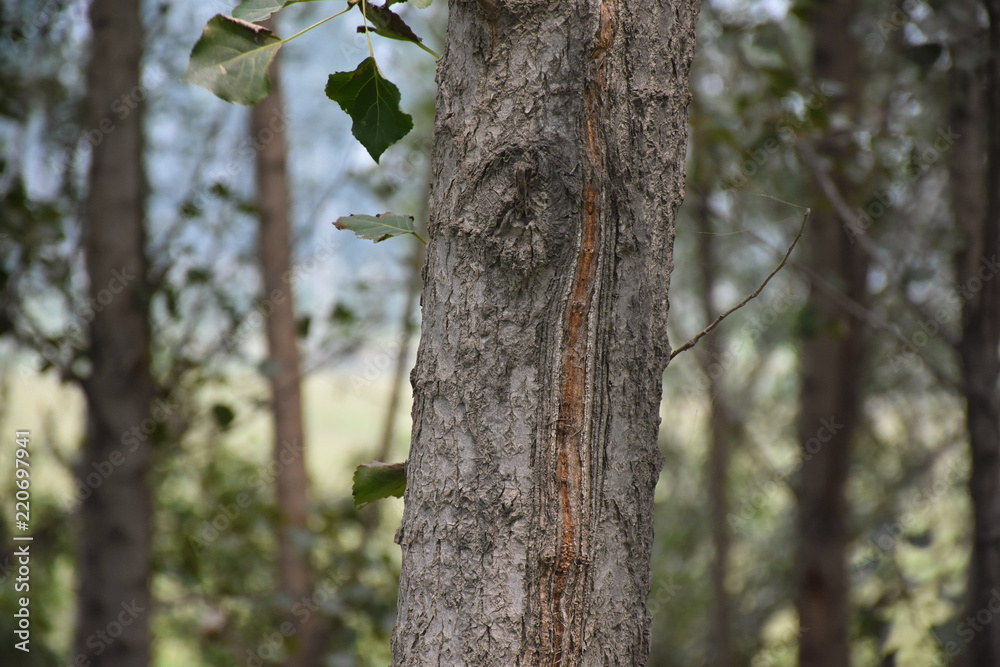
[{"left": 670, "top": 207, "right": 810, "bottom": 360}]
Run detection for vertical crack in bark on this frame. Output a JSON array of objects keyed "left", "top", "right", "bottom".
[{"left": 540, "top": 2, "right": 616, "bottom": 665}]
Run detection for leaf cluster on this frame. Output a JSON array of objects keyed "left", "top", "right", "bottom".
[{"left": 183, "top": 0, "right": 436, "bottom": 162}]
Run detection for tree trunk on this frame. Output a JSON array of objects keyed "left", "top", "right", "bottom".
[
  {"left": 391, "top": 1, "right": 701, "bottom": 665},
  {"left": 952, "top": 0, "right": 1000, "bottom": 663},
  {"left": 75, "top": 0, "right": 155, "bottom": 665},
  {"left": 250, "top": 44, "right": 318, "bottom": 666},
  {"left": 796, "top": 1, "right": 866, "bottom": 665},
  {"left": 695, "top": 194, "right": 733, "bottom": 667}
]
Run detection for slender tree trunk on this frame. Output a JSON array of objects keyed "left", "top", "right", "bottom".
[
  {"left": 796, "top": 1, "right": 866, "bottom": 665},
  {"left": 75, "top": 0, "right": 154, "bottom": 665},
  {"left": 251, "top": 43, "right": 318, "bottom": 666},
  {"left": 952, "top": 0, "right": 1000, "bottom": 663},
  {"left": 391, "top": 1, "right": 700, "bottom": 665},
  {"left": 694, "top": 194, "right": 733, "bottom": 667}
]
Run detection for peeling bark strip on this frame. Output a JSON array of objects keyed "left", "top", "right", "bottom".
[
  {"left": 391, "top": 2, "right": 700, "bottom": 665},
  {"left": 539, "top": 1, "right": 616, "bottom": 664}
]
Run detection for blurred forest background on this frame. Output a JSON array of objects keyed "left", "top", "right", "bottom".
[{"left": 0, "top": 0, "right": 996, "bottom": 665}]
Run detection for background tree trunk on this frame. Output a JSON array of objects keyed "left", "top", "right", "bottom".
[
  {"left": 796, "top": 1, "right": 867, "bottom": 665},
  {"left": 952, "top": 0, "right": 1000, "bottom": 663},
  {"left": 694, "top": 192, "right": 733, "bottom": 667},
  {"left": 250, "top": 43, "right": 319, "bottom": 667},
  {"left": 391, "top": 1, "right": 700, "bottom": 665},
  {"left": 75, "top": 0, "right": 155, "bottom": 665}
]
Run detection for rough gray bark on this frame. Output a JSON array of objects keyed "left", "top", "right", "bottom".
[
  {"left": 952, "top": 0, "right": 1000, "bottom": 663},
  {"left": 391, "top": 1, "right": 701, "bottom": 665},
  {"left": 795, "top": 1, "right": 866, "bottom": 665},
  {"left": 251, "top": 47, "right": 321, "bottom": 667},
  {"left": 75, "top": 0, "right": 155, "bottom": 665}
]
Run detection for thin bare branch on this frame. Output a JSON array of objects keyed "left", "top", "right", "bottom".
[
  {"left": 745, "top": 226, "right": 963, "bottom": 392},
  {"left": 670, "top": 209, "right": 810, "bottom": 361}
]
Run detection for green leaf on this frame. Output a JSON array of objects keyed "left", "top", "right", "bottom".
[
  {"left": 902, "top": 43, "right": 943, "bottom": 72},
  {"left": 333, "top": 212, "right": 422, "bottom": 243},
  {"left": 354, "top": 1, "right": 438, "bottom": 57},
  {"left": 296, "top": 314, "right": 311, "bottom": 338},
  {"left": 352, "top": 461, "right": 406, "bottom": 508},
  {"left": 232, "top": 0, "right": 287, "bottom": 22},
  {"left": 209, "top": 181, "right": 231, "bottom": 198},
  {"left": 232, "top": 0, "right": 289, "bottom": 22},
  {"left": 232, "top": 0, "right": 323, "bottom": 23},
  {"left": 325, "top": 57, "right": 413, "bottom": 162},
  {"left": 182, "top": 15, "right": 282, "bottom": 105},
  {"left": 327, "top": 303, "right": 357, "bottom": 324},
  {"left": 186, "top": 268, "right": 211, "bottom": 284},
  {"left": 180, "top": 201, "right": 202, "bottom": 218},
  {"left": 330, "top": 303, "right": 355, "bottom": 324},
  {"left": 212, "top": 404, "right": 236, "bottom": 430},
  {"left": 408, "top": 0, "right": 432, "bottom": 8}
]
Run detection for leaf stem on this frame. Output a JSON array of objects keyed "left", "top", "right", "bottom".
[
  {"left": 359, "top": 1, "right": 376, "bottom": 60},
  {"left": 280, "top": 5, "right": 353, "bottom": 43}
]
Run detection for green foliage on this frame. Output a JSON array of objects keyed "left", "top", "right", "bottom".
[
  {"left": 334, "top": 211, "right": 424, "bottom": 243},
  {"left": 353, "top": 461, "right": 407, "bottom": 507},
  {"left": 232, "top": 0, "right": 315, "bottom": 23},
  {"left": 154, "top": 423, "right": 400, "bottom": 667},
  {"left": 326, "top": 58, "right": 415, "bottom": 163},
  {"left": 183, "top": 0, "right": 436, "bottom": 162},
  {"left": 296, "top": 314, "right": 312, "bottom": 338},
  {"left": 182, "top": 15, "right": 283, "bottom": 105},
  {"left": 793, "top": 303, "right": 822, "bottom": 339},
  {"left": 352, "top": 0, "right": 439, "bottom": 57},
  {"left": 211, "top": 404, "right": 236, "bottom": 430},
  {"left": 902, "top": 43, "right": 944, "bottom": 74},
  {"left": 330, "top": 303, "right": 356, "bottom": 324}
]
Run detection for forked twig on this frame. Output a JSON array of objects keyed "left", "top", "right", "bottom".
[{"left": 670, "top": 208, "right": 810, "bottom": 360}]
